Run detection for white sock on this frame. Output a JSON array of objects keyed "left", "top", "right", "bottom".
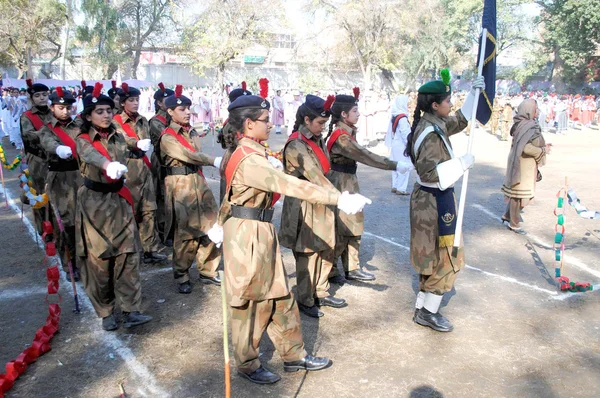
[
  {"left": 415, "top": 291, "right": 425, "bottom": 309},
  {"left": 423, "top": 292, "right": 443, "bottom": 313}
]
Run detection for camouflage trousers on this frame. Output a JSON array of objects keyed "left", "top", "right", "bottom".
[
  {"left": 490, "top": 116, "right": 499, "bottom": 135},
  {"left": 57, "top": 226, "right": 77, "bottom": 273},
  {"left": 230, "top": 294, "right": 307, "bottom": 374},
  {"left": 79, "top": 252, "right": 142, "bottom": 318},
  {"left": 26, "top": 153, "right": 48, "bottom": 235},
  {"left": 329, "top": 235, "right": 361, "bottom": 277},
  {"left": 418, "top": 247, "right": 460, "bottom": 295},
  {"left": 501, "top": 123, "right": 510, "bottom": 141},
  {"left": 172, "top": 235, "right": 220, "bottom": 283},
  {"left": 293, "top": 250, "right": 333, "bottom": 307},
  {"left": 137, "top": 210, "right": 161, "bottom": 253}
]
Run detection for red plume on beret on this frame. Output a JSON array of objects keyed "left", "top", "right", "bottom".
[
  {"left": 353, "top": 87, "right": 360, "bottom": 100},
  {"left": 241, "top": 81, "right": 247, "bottom": 91},
  {"left": 92, "top": 82, "right": 103, "bottom": 98},
  {"left": 26, "top": 79, "right": 33, "bottom": 88},
  {"left": 324, "top": 95, "right": 335, "bottom": 112},
  {"left": 158, "top": 82, "right": 165, "bottom": 92},
  {"left": 111, "top": 80, "right": 117, "bottom": 89},
  {"left": 259, "top": 78, "right": 269, "bottom": 99},
  {"left": 56, "top": 86, "right": 64, "bottom": 98},
  {"left": 175, "top": 84, "right": 183, "bottom": 98},
  {"left": 121, "top": 82, "right": 129, "bottom": 94},
  {"left": 81, "top": 80, "right": 86, "bottom": 88}
]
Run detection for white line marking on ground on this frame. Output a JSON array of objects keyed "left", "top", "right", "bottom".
[
  {"left": 0, "top": 183, "right": 169, "bottom": 397},
  {"left": 0, "top": 287, "right": 48, "bottom": 300},
  {"left": 471, "top": 203, "right": 600, "bottom": 280}
]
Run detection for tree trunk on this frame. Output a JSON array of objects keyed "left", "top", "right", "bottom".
[
  {"left": 26, "top": 47, "right": 32, "bottom": 79},
  {"left": 363, "top": 63, "right": 373, "bottom": 91},
  {"left": 60, "top": 0, "right": 73, "bottom": 80},
  {"left": 217, "top": 63, "right": 226, "bottom": 94},
  {"left": 551, "top": 47, "right": 566, "bottom": 94},
  {"left": 107, "top": 62, "right": 119, "bottom": 80},
  {"left": 131, "top": 49, "right": 141, "bottom": 79}
]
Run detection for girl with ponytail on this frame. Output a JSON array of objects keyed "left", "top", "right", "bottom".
[
  {"left": 408, "top": 69, "right": 485, "bottom": 333},
  {"left": 325, "top": 88, "right": 407, "bottom": 283}
]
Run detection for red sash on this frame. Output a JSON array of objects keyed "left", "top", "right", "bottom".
[
  {"left": 392, "top": 114, "right": 408, "bottom": 133},
  {"left": 160, "top": 128, "right": 205, "bottom": 177},
  {"left": 326, "top": 128, "right": 356, "bottom": 153},
  {"left": 48, "top": 123, "right": 77, "bottom": 159},
  {"left": 114, "top": 114, "right": 152, "bottom": 169},
  {"left": 287, "top": 132, "right": 330, "bottom": 174},
  {"left": 153, "top": 115, "right": 167, "bottom": 125},
  {"left": 24, "top": 111, "right": 44, "bottom": 130},
  {"left": 79, "top": 133, "right": 134, "bottom": 212},
  {"left": 225, "top": 146, "right": 280, "bottom": 208}
]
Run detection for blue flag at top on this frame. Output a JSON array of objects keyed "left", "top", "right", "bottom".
[{"left": 476, "top": 0, "right": 497, "bottom": 125}]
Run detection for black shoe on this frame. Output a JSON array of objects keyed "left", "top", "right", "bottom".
[
  {"left": 238, "top": 366, "right": 281, "bottom": 385},
  {"left": 345, "top": 269, "right": 376, "bottom": 282},
  {"left": 144, "top": 251, "right": 168, "bottom": 264},
  {"left": 199, "top": 274, "right": 221, "bottom": 286},
  {"left": 413, "top": 308, "right": 419, "bottom": 322},
  {"left": 122, "top": 311, "right": 153, "bottom": 328},
  {"left": 414, "top": 308, "right": 453, "bottom": 332},
  {"left": 297, "top": 303, "right": 324, "bottom": 318},
  {"left": 284, "top": 355, "right": 330, "bottom": 372},
  {"left": 102, "top": 314, "right": 118, "bottom": 331},
  {"left": 315, "top": 296, "right": 347, "bottom": 308},
  {"left": 179, "top": 281, "right": 192, "bottom": 294},
  {"left": 328, "top": 274, "right": 346, "bottom": 285}
]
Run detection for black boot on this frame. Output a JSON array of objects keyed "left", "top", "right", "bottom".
[
  {"left": 345, "top": 268, "right": 376, "bottom": 281},
  {"left": 144, "top": 251, "right": 168, "bottom": 264},
  {"left": 122, "top": 311, "right": 153, "bottom": 328},
  {"left": 297, "top": 302, "right": 324, "bottom": 318},
  {"left": 414, "top": 308, "right": 453, "bottom": 332},
  {"left": 178, "top": 281, "right": 192, "bottom": 294},
  {"left": 284, "top": 355, "right": 330, "bottom": 372},
  {"left": 315, "top": 296, "right": 347, "bottom": 308},
  {"left": 102, "top": 314, "right": 118, "bottom": 331},
  {"left": 199, "top": 274, "right": 221, "bottom": 286},
  {"left": 238, "top": 366, "right": 281, "bottom": 384}
]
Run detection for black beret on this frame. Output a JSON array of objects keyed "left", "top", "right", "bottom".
[
  {"left": 27, "top": 83, "right": 49, "bottom": 96},
  {"left": 49, "top": 88, "right": 76, "bottom": 105},
  {"left": 334, "top": 94, "right": 358, "bottom": 106},
  {"left": 228, "top": 95, "right": 270, "bottom": 112},
  {"left": 117, "top": 84, "right": 141, "bottom": 101},
  {"left": 154, "top": 87, "right": 174, "bottom": 101},
  {"left": 83, "top": 94, "right": 114, "bottom": 109},
  {"left": 304, "top": 94, "right": 332, "bottom": 117},
  {"left": 164, "top": 94, "right": 192, "bottom": 108},
  {"left": 228, "top": 88, "right": 252, "bottom": 103}
]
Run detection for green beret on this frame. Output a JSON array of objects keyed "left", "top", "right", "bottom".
[
  {"left": 418, "top": 80, "right": 451, "bottom": 95},
  {"left": 418, "top": 69, "right": 452, "bottom": 95}
]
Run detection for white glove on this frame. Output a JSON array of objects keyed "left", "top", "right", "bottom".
[
  {"left": 337, "top": 191, "right": 372, "bottom": 215},
  {"left": 459, "top": 153, "right": 475, "bottom": 171},
  {"left": 268, "top": 156, "right": 283, "bottom": 169},
  {"left": 472, "top": 76, "right": 486, "bottom": 91},
  {"left": 56, "top": 145, "right": 72, "bottom": 159},
  {"left": 207, "top": 223, "right": 223, "bottom": 248},
  {"left": 106, "top": 162, "right": 128, "bottom": 179},
  {"left": 396, "top": 161, "right": 412, "bottom": 174},
  {"left": 213, "top": 156, "right": 222, "bottom": 169},
  {"left": 136, "top": 139, "right": 152, "bottom": 152}
]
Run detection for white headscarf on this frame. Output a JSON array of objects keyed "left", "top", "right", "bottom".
[{"left": 386, "top": 95, "right": 410, "bottom": 149}]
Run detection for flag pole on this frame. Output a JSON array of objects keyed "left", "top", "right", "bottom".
[{"left": 452, "top": 27, "right": 488, "bottom": 258}]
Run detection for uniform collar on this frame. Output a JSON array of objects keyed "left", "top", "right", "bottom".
[
  {"left": 337, "top": 121, "right": 356, "bottom": 135},
  {"left": 120, "top": 110, "right": 137, "bottom": 123},
  {"left": 50, "top": 115, "right": 74, "bottom": 128},
  {"left": 168, "top": 121, "right": 192, "bottom": 135},
  {"left": 422, "top": 112, "right": 448, "bottom": 132},
  {"left": 298, "top": 125, "right": 323, "bottom": 141},
  {"left": 239, "top": 137, "right": 268, "bottom": 155},
  {"left": 88, "top": 126, "right": 116, "bottom": 141},
  {"left": 31, "top": 105, "right": 50, "bottom": 115}
]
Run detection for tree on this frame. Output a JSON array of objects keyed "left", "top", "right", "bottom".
[
  {"left": 536, "top": 0, "right": 600, "bottom": 91},
  {"left": 180, "top": 0, "right": 282, "bottom": 92},
  {"left": 0, "top": 0, "right": 67, "bottom": 78},
  {"left": 77, "top": 0, "right": 177, "bottom": 79}
]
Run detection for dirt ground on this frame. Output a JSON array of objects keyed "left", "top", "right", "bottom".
[{"left": 1, "top": 122, "right": 599, "bottom": 398}]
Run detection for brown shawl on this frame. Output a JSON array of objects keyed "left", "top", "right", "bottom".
[{"left": 504, "top": 99, "right": 543, "bottom": 188}]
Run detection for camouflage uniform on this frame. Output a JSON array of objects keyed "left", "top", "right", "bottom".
[
  {"left": 20, "top": 106, "right": 52, "bottom": 234},
  {"left": 326, "top": 122, "right": 396, "bottom": 276},
  {"left": 501, "top": 104, "right": 513, "bottom": 141},
  {"left": 149, "top": 109, "right": 169, "bottom": 241},
  {"left": 218, "top": 137, "right": 340, "bottom": 374},
  {"left": 280, "top": 126, "right": 337, "bottom": 307},
  {"left": 114, "top": 111, "right": 161, "bottom": 253},
  {"left": 490, "top": 101, "right": 500, "bottom": 135},
  {"left": 159, "top": 122, "right": 220, "bottom": 283},
  {"left": 410, "top": 111, "right": 468, "bottom": 295},
  {"left": 39, "top": 116, "right": 82, "bottom": 271},
  {"left": 75, "top": 127, "right": 143, "bottom": 318}
]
